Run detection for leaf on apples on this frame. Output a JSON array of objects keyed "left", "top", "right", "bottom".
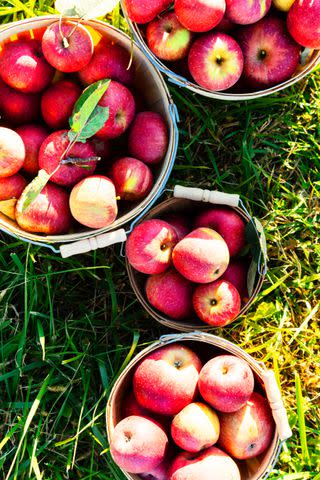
[
  {"left": 19, "top": 170, "right": 51, "bottom": 213},
  {"left": 55, "top": 0, "right": 119, "bottom": 20}
]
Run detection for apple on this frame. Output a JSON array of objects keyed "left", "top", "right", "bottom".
[
  {"left": 273, "top": 0, "right": 295, "bottom": 11},
  {"left": 42, "top": 20, "right": 94, "bottom": 72},
  {"left": 220, "top": 258, "right": 249, "bottom": 300},
  {"left": 133, "top": 343, "right": 202, "bottom": 415},
  {"left": 69, "top": 175, "right": 117, "bottom": 229},
  {"left": 128, "top": 112, "right": 168, "bottom": 165},
  {"left": 172, "top": 228, "right": 230, "bottom": 283},
  {"left": 175, "top": 0, "right": 226, "bottom": 33},
  {"left": 146, "top": 12, "right": 193, "bottom": 61},
  {"left": 110, "top": 415, "right": 168, "bottom": 473},
  {"left": 215, "top": 15, "right": 235, "bottom": 32},
  {"left": 198, "top": 355, "right": 254, "bottom": 412},
  {"left": 194, "top": 207, "right": 246, "bottom": 257},
  {"left": 94, "top": 81, "right": 136, "bottom": 139},
  {"left": 122, "top": 391, "right": 171, "bottom": 432},
  {"left": 237, "top": 16, "right": 301, "bottom": 88},
  {"left": 38, "top": 130, "right": 97, "bottom": 187},
  {"left": 126, "top": 219, "right": 178, "bottom": 274},
  {"left": 225, "top": 0, "right": 271, "bottom": 25},
  {"left": 146, "top": 270, "right": 194, "bottom": 319},
  {"left": 0, "top": 174, "right": 27, "bottom": 200},
  {"left": 0, "top": 39, "right": 54, "bottom": 93},
  {"left": 109, "top": 157, "right": 153, "bottom": 201},
  {"left": 162, "top": 213, "right": 190, "bottom": 241},
  {"left": 15, "top": 182, "right": 72, "bottom": 234},
  {"left": 287, "top": 0, "right": 320, "bottom": 49},
  {"left": 188, "top": 32, "right": 244, "bottom": 91},
  {"left": 168, "top": 446, "right": 241, "bottom": 480},
  {"left": 41, "top": 79, "right": 82, "bottom": 129},
  {"left": 16, "top": 124, "right": 49, "bottom": 177},
  {"left": 0, "top": 79, "right": 41, "bottom": 125},
  {"left": 78, "top": 39, "right": 135, "bottom": 86},
  {"left": 218, "top": 392, "right": 275, "bottom": 459},
  {"left": 140, "top": 455, "right": 171, "bottom": 480},
  {"left": 171, "top": 402, "right": 220, "bottom": 452},
  {"left": 192, "top": 279, "right": 241, "bottom": 326},
  {"left": 0, "top": 127, "right": 25, "bottom": 178},
  {"left": 122, "top": 0, "right": 172, "bottom": 24}
]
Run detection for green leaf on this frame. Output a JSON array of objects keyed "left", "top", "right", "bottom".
[
  {"left": 18, "top": 170, "right": 51, "bottom": 213},
  {"left": 77, "top": 105, "right": 109, "bottom": 141}
]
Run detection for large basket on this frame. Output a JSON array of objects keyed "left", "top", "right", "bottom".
[
  {"left": 0, "top": 15, "right": 179, "bottom": 257},
  {"left": 121, "top": 2, "right": 320, "bottom": 101},
  {"left": 106, "top": 331, "right": 292, "bottom": 480},
  {"left": 126, "top": 185, "right": 267, "bottom": 332}
]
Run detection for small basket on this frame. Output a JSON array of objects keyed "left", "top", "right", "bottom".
[
  {"left": 121, "top": 2, "right": 320, "bottom": 101},
  {"left": 0, "top": 15, "right": 179, "bottom": 257},
  {"left": 126, "top": 185, "right": 267, "bottom": 332},
  {"left": 106, "top": 331, "right": 292, "bottom": 480}
]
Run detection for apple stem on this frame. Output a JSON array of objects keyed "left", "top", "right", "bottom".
[
  {"left": 60, "top": 156, "right": 101, "bottom": 165},
  {"left": 174, "top": 360, "right": 183, "bottom": 369}
]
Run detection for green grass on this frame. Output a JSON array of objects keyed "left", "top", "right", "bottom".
[{"left": 0, "top": 2, "right": 319, "bottom": 479}]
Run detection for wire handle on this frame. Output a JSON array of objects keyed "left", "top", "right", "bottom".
[
  {"left": 173, "top": 185, "right": 240, "bottom": 207},
  {"left": 59, "top": 229, "right": 127, "bottom": 258}
]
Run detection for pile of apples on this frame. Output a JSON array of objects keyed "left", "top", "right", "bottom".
[
  {"left": 0, "top": 20, "right": 169, "bottom": 235},
  {"left": 126, "top": 206, "right": 251, "bottom": 327},
  {"left": 123, "top": 0, "right": 320, "bottom": 92},
  {"left": 110, "top": 343, "right": 275, "bottom": 479}
]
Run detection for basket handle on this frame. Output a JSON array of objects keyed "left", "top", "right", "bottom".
[
  {"left": 261, "top": 369, "right": 292, "bottom": 441},
  {"left": 59, "top": 228, "right": 127, "bottom": 258},
  {"left": 173, "top": 185, "right": 240, "bottom": 207}
]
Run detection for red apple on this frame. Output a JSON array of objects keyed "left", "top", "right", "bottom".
[
  {"left": 38, "top": 130, "right": 97, "bottom": 187},
  {"left": 110, "top": 415, "right": 168, "bottom": 473},
  {"left": 146, "top": 12, "right": 193, "bottom": 61},
  {"left": 16, "top": 124, "right": 49, "bottom": 177},
  {"left": 218, "top": 392, "right": 275, "bottom": 459},
  {"left": 133, "top": 344, "right": 202, "bottom": 416},
  {"left": 42, "top": 21, "right": 94, "bottom": 72},
  {"left": 287, "top": 0, "right": 320, "bottom": 49},
  {"left": 188, "top": 32, "right": 244, "bottom": 91},
  {"left": 0, "top": 39, "right": 54, "bottom": 93},
  {"left": 172, "top": 228, "right": 230, "bottom": 283},
  {"left": 0, "top": 174, "right": 27, "bottom": 200},
  {"left": 140, "top": 455, "right": 171, "bottom": 480},
  {"left": 162, "top": 213, "right": 190, "bottom": 241},
  {"left": 15, "top": 182, "right": 72, "bottom": 234},
  {"left": 225, "top": 0, "right": 271, "bottom": 25},
  {"left": 237, "top": 16, "right": 301, "bottom": 88},
  {"left": 193, "top": 280, "right": 241, "bottom": 326},
  {"left": 109, "top": 157, "right": 153, "bottom": 201},
  {"left": 128, "top": 112, "right": 168, "bottom": 165},
  {"left": 0, "top": 127, "right": 25, "bottom": 178},
  {"left": 69, "top": 175, "right": 117, "bottom": 229},
  {"left": 94, "top": 81, "right": 136, "bottom": 139},
  {"left": 41, "top": 79, "right": 82, "bottom": 129},
  {"left": 122, "top": 391, "right": 171, "bottom": 432},
  {"left": 126, "top": 219, "right": 178, "bottom": 274},
  {"left": 171, "top": 402, "right": 220, "bottom": 452},
  {"left": 194, "top": 207, "right": 246, "bottom": 257},
  {"left": 123, "top": 0, "right": 172, "bottom": 24},
  {"left": 146, "top": 270, "right": 194, "bottom": 319},
  {"left": 78, "top": 39, "right": 135, "bottom": 86},
  {"left": 0, "top": 79, "right": 41, "bottom": 125},
  {"left": 199, "top": 355, "right": 254, "bottom": 412},
  {"left": 175, "top": 0, "right": 226, "bottom": 33},
  {"left": 168, "top": 446, "right": 241, "bottom": 480},
  {"left": 220, "top": 258, "right": 249, "bottom": 300}
]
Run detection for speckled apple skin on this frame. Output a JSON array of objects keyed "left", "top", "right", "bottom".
[
  {"left": 41, "top": 80, "right": 81, "bottom": 130},
  {"left": 16, "top": 124, "right": 49, "bottom": 176},
  {"left": 123, "top": 0, "right": 172, "bottom": 24},
  {"left": 0, "top": 127, "right": 25, "bottom": 178},
  {"left": 0, "top": 80, "right": 41, "bottom": 125},
  {"left": 225, "top": 0, "right": 271, "bottom": 25},
  {"left": 109, "top": 157, "right": 153, "bottom": 201},
  {"left": 175, "top": 0, "right": 226, "bottom": 33},
  {"left": 220, "top": 258, "right": 248, "bottom": 300},
  {"left": 0, "top": 174, "right": 27, "bottom": 200},
  {"left": 287, "top": 0, "right": 320, "bottom": 49}
]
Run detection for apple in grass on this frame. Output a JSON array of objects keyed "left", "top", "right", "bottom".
[
  {"left": 220, "top": 258, "right": 249, "bottom": 300},
  {"left": 128, "top": 112, "right": 168, "bottom": 165},
  {"left": 188, "top": 32, "right": 244, "bottom": 91},
  {"left": 16, "top": 124, "right": 49, "bottom": 177},
  {"left": 175, "top": 0, "right": 226, "bottom": 33},
  {"left": 0, "top": 127, "right": 25, "bottom": 178},
  {"left": 110, "top": 415, "right": 168, "bottom": 473},
  {"left": 41, "top": 79, "right": 82, "bottom": 130},
  {"left": 172, "top": 228, "right": 230, "bottom": 283},
  {"left": 198, "top": 355, "right": 254, "bottom": 413},
  {"left": 225, "top": 0, "right": 271, "bottom": 25},
  {"left": 194, "top": 207, "right": 246, "bottom": 257},
  {"left": 193, "top": 279, "right": 241, "bottom": 326},
  {"left": 146, "top": 270, "right": 194, "bottom": 320},
  {"left": 237, "top": 16, "right": 301, "bottom": 89},
  {"left": 218, "top": 392, "right": 275, "bottom": 459},
  {"left": 146, "top": 12, "right": 193, "bottom": 62},
  {"left": 122, "top": 0, "right": 172, "bottom": 24},
  {"left": 109, "top": 157, "right": 153, "bottom": 201},
  {"left": 287, "top": 0, "right": 320, "bottom": 49},
  {"left": 0, "top": 80, "right": 41, "bottom": 126},
  {"left": 42, "top": 21, "right": 94, "bottom": 72},
  {"left": 0, "top": 174, "right": 27, "bottom": 200},
  {"left": 133, "top": 344, "right": 202, "bottom": 416},
  {"left": 126, "top": 219, "right": 178, "bottom": 274}
]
